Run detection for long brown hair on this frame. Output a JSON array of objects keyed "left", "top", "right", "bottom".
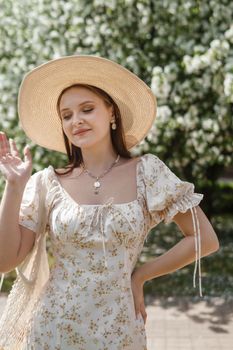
[{"left": 55, "top": 84, "right": 132, "bottom": 176}]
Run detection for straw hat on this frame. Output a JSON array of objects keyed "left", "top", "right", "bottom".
[{"left": 18, "top": 55, "right": 157, "bottom": 153}]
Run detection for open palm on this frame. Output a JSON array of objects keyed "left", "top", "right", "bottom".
[{"left": 0, "top": 131, "right": 33, "bottom": 186}]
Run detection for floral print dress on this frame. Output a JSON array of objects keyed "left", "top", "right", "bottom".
[{"left": 18, "top": 153, "right": 204, "bottom": 350}]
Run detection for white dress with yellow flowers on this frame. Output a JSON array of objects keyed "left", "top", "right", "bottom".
[{"left": 16, "top": 153, "right": 203, "bottom": 350}]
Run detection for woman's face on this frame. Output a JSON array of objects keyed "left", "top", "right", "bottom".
[{"left": 59, "top": 86, "right": 114, "bottom": 150}]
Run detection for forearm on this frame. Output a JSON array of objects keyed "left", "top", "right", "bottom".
[
  {"left": 136, "top": 236, "right": 210, "bottom": 284},
  {"left": 0, "top": 182, "right": 25, "bottom": 271}
]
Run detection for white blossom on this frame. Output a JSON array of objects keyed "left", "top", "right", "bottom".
[
  {"left": 151, "top": 68, "right": 171, "bottom": 99},
  {"left": 0, "top": 0, "right": 231, "bottom": 179},
  {"left": 225, "top": 24, "right": 233, "bottom": 43},
  {"left": 157, "top": 106, "right": 172, "bottom": 123},
  {"left": 224, "top": 73, "right": 233, "bottom": 102}
]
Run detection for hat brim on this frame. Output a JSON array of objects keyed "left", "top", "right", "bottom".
[{"left": 18, "top": 55, "right": 157, "bottom": 153}]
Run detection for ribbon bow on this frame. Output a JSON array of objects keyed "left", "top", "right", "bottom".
[
  {"left": 190, "top": 205, "right": 202, "bottom": 297},
  {"left": 89, "top": 197, "right": 137, "bottom": 270},
  {"left": 90, "top": 197, "right": 115, "bottom": 269}
]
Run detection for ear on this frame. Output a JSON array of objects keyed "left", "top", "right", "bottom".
[{"left": 108, "top": 104, "right": 114, "bottom": 119}]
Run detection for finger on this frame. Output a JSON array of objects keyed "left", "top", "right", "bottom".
[
  {"left": 2, "top": 132, "right": 10, "bottom": 154},
  {"left": 141, "top": 309, "right": 147, "bottom": 324},
  {"left": 0, "top": 153, "right": 14, "bottom": 164},
  {"left": 0, "top": 132, "right": 5, "bottom": 157},
  {"left": 5, "top": 134, "right": 11, "bottom": 154},
  {"left": 0, "top": 132, "right": 11, "bottom": 156},
  {"left": 135, "top": 306, "right": 141, "bottom": 319},
  {"left": 23, "top": 144, "right": 32, "bottom": 164},
  {"left": 132, "top": 294, "right": 141, "bottom": 319},
  {"left": 9, "top": 138, "right": 19, "bottom": 157}
]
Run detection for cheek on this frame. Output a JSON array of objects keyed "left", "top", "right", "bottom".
[
  {"left": 61, "top": 122, "right": 70, "bottom": 136},
  {"left": 96, "top": 123, "right": 111, "bottom": 139},
  {"left": 91, "top": 116, "right": 111, "bottom": 133}
]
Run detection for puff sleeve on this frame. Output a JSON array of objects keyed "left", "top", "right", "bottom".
[
  {"left": 142, "top": 153, "right": 204, "bottom": 297},
  {"left": 19, "top": 169, "right": 45, "bottom": 233}
]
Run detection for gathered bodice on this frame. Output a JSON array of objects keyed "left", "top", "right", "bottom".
[{"left": 45, "top": 159, "right": 150, "bottom": 275}]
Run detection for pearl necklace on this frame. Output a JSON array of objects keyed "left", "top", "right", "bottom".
[{"left": 82, "top": 155, "right": 120, "bottom": 194}]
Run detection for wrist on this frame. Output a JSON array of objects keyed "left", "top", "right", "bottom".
[
  {"left": 5, "top": 181, "right": 26, "bottom": 194},
  {"left": 132, "top": 266, "right": 147, "bottom": 285}
]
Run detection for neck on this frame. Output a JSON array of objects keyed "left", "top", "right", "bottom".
[{"left": 81, "top": 145, "right": 119, "bottom": 176}]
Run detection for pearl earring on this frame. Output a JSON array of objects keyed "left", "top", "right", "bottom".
[{"left": 111, "top": 118, "right": 117, "bottom": 130}]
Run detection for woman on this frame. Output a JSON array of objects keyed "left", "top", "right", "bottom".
[{"left": 0, "top": 55, "right": 219, "bottom": 349}]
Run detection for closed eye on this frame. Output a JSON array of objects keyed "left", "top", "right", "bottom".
[
  {"left": 62, "top": 108, "right": 93, "bottom": 119},
  {"left": 83, "top": 108, "right": 93, "bottom": 113}
]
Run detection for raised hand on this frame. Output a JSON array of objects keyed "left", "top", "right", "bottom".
[{"left": 0, "top": 131, "right": 33, "bottom": 186}]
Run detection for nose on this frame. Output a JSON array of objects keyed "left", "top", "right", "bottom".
[{"left": 71, "top": 112, "right": 84, "bottom": 125}]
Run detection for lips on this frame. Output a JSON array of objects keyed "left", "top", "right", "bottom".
[{"left": 73, "top": 129, "right": 91, "bottom": 135}]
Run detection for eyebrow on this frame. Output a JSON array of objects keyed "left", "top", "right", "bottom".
[{"left": 60, "top": 100, "right": 95, "bottom": 112}]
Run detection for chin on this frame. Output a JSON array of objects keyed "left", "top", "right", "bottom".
[{"left": 74, "top": 141, "right": 96, "bottom": 149}]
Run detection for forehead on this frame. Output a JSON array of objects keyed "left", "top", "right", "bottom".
[{"left": 59, "top": 87, "right": 100, "bottom": 107}]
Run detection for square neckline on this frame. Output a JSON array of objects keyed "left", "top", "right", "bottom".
[{"left": 48, "top": 155, "right": 144, "bottom": 208}]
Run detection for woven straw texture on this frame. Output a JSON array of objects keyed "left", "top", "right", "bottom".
[{"left": 17, "top": 55, "right": 157, "bottom": 153}]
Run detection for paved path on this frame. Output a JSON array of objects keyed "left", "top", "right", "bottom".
[
  {"left": 1, "top": 294, "right": 232, "bottom": 349},
  {"left": 145, "top": 295, "right": 233, "bottom": 350}
]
